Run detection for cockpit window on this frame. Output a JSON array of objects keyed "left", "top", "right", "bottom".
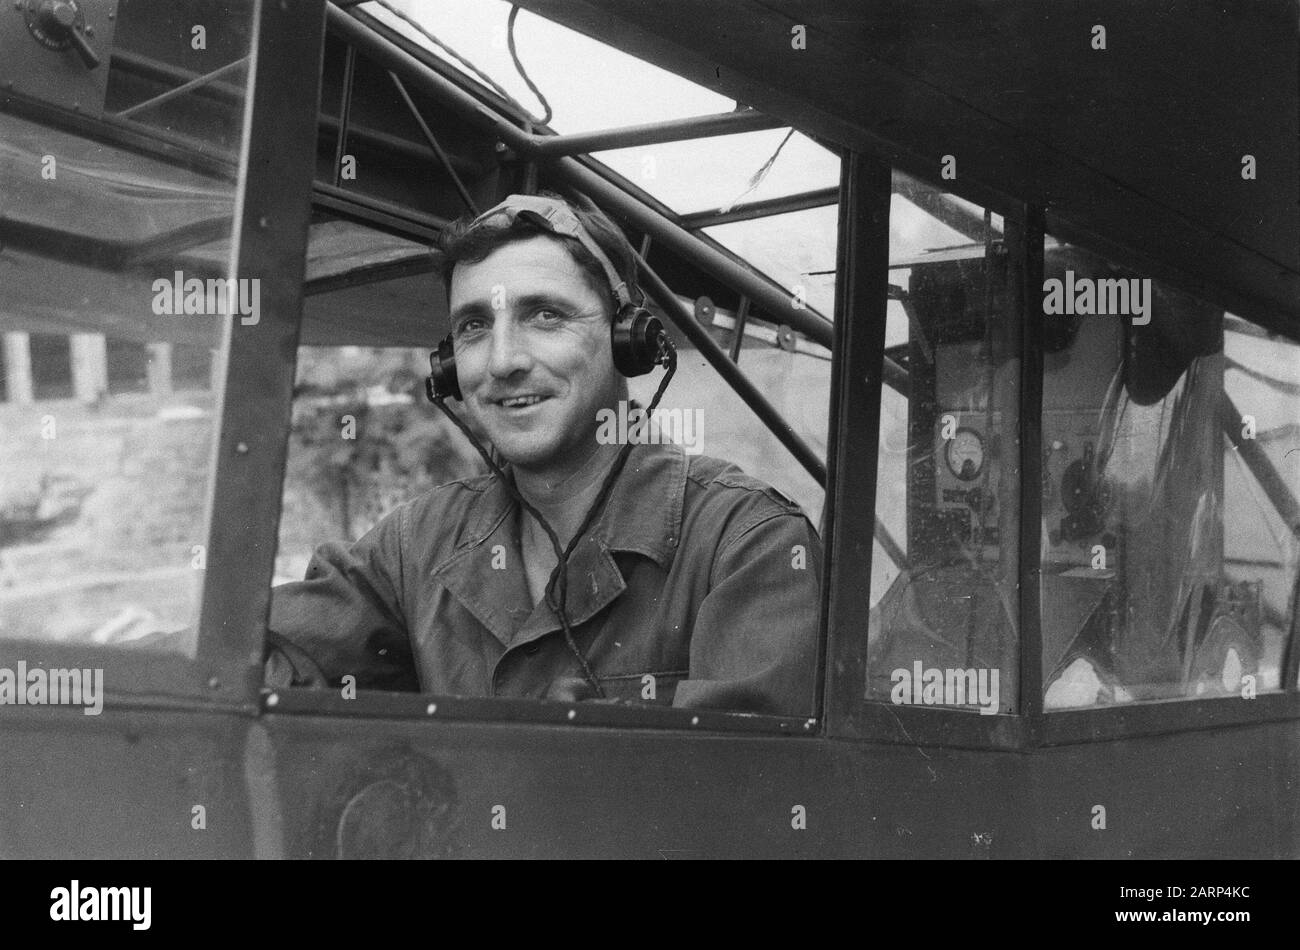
[
  {"left": 358, "top": 0, "right": 840, "bottom": 219},
  {"left": 267, "top": 193, "right": 829, "bottom": 720},
  {"left": 865, "top": 172, "right": 1020, "bottom": 715},
  {"left": 0, "top": 0, "right": 258, "bottom": 653},
  {"left": 1039, "top": 236, "right": 1298, "bottom": 707}
]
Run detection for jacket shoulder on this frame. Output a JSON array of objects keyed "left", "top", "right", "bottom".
[
  {"left": 683, "top": 453, "right": 809, "bottom": 522},
  {"left": 393, "top": 471, "right": 497, "bottom": 545}
]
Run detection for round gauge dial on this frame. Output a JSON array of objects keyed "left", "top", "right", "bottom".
[{"left": 945, "top": 427, "right": 985, "bottom": 481}]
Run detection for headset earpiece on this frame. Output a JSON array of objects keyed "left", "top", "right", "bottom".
[
  {"left": 426, "top": 333, "right": 461, "bottom": 402},
  {"left": 611, "top": 305, "right": 666, "bottom": 378}
]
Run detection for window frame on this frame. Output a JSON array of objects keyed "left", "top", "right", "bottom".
[
  {"left": 824, "top": 151, "right": 1300, "bottom": 748},
  {"left": 264, "top": 192, "right": 838, "bottom": 736},
  {"left": 0, "top": 0, "right": 328, "bottom": 713},
  {"left": 258, "top": 44, "right": 840, "bottom": 735}
]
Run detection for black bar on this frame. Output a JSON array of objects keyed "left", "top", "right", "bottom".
[
  {"left": 823, "top": 152, "right": 892, "bottom": 735},
  {"left": 331, "top": 44, "right": 356, "bottom": 188},
  {"left": 196, "top": 0, "right": 329, "bottom": 704},
  {"left": 1017, "top": 207, "right": 1046, "bottom": 720},
  {"left": 303, "top": 252, "right": 435, "bottom": 297},
  {"left": 312, "top": 180, "right": 447, "bottom": 241},
  {"left": 680, "top": 186, "right": 839, "bottom": 230},
  {"left": 1037, "top": 687, "right": 1300, "bottom": 747},
  {"left": 635, "top": 258, "right": 827, "bottom": 487},
  {"left": 526, "top": 109, "right": 784, "bottom": 157},
  {"left": 729, "top": 296, "right": 750, "bottom": 362},
  {"left": 263, "top": 687, "right": 815, "bottom": 734}
]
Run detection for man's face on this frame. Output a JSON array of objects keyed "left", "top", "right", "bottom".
[{"left": 448, "top": 234, "right": 621, "bottom": 477}]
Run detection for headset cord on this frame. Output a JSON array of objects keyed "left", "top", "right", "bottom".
[{"left": 432, "top": 335, "right": 677, "bottom": 699}]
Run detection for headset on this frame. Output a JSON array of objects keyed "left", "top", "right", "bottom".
[
  {"left": 424, "top": 194, "right": 677, "bottom": 701},
  {"left": 425, "top": 193, "right": 670, "bottom": 402}
]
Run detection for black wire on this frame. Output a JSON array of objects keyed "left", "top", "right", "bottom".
[
  {"left": 431, "top": 337, "right": 677, "bottom": 698},
  {"left": 507, "top": 6, "right": 553, "bottom": 127},
  {"left": 374, "top": 0, "right": 519, "bottom": 106}
]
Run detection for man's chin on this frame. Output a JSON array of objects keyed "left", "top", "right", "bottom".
[{"left": 488, "top": 435, "right": 559, "bottom": 471}]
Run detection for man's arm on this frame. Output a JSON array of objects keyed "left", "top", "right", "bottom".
[
  {"left": 672, "top": 511, "right": 822, "bottom": 717},
  {"left": 265, "top": 509, "right": 418, "bottom": 691}
]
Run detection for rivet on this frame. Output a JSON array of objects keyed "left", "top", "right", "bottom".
[
  {"left": 266, "top": 692, "right": 279, "bottom": 707},
  {"left": 691, "top": 716, "right": 699, "bottom": 726},
  {"left": 235, "top": 441, "right": 249, "bottom": 454},
  {"left": 207, "top": 676, "right": 220, "bottom": 689},
  {"left": 566, "top": 709, "right": 576, "bottom": 721},
  {"left": 257, "top": 216, "right": 269, "bottom": 229},
  {"left": 426, "top": 702, "right": 437, "bottom": 715}
]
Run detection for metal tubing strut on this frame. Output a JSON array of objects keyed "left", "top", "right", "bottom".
[
  {"left": 332, "top": 45, "right": 357, "bottom": 188},
  {"left": 525, "top": 109, "right": 784, "bottom": 157},
  {"left": 680, "top": 187, "right": 839, "bottom": 230}
]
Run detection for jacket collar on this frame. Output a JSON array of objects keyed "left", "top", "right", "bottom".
[{"left": 432, "top": 441, "right": 688, "bottom": 647}]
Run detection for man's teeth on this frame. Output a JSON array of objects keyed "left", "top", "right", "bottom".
[{"left": 500, "top": 395, "right": 544, "bottom": 407}]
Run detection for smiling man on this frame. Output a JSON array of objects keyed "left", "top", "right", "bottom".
[{"left": 267, "top": 193, "right": 821, "bottom": 716}]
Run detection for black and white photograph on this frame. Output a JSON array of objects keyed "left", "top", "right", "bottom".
[{"left": 0, "top": 0, "right": 1296, "bottom": 898}]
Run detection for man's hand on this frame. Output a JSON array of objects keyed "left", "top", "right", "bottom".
[{"left": 544, "top": 675, "right": 629, "bottom": 704}]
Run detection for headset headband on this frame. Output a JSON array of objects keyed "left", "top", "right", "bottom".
[{"left": 469, "top": 194, "right": 634, "bottom": 310}]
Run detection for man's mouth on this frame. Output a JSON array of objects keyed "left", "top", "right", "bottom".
[{"left": 494, "top": 394, "right": 550, "bottom": 409}]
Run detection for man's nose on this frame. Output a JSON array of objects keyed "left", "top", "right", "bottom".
[{"left": 486, "top": 319, "right": 532, "bottom": 378}]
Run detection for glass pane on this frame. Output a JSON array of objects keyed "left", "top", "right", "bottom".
[
  {"left": 359, "top": 1, "right": 839, "bottom": 217},
  {"left": 866, "top": 173, "right": 1020, "bottom": 715},
  {"left": 360, "top": 0, "right": 733, "bottom": 134},
  {"left": 1038, "top": 238, "right": 1293, "bottom": 707},
  {"left": 1223, "top": 320, "right": 1300, "bottom": 695},
  {"left": 703, "top": 205, "right": 839, "bottom": 318},
  {"left": 0, "top": 0, "right": 259, "bottom": 653},
  {"left": 596, "top": 131, "right": 840, "bottom": 217},
  {"left": 275, "top": 345, "right": 485, "bottom": 585}
]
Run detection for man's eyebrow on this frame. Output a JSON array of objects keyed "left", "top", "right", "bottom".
[
  {"left": 449, "top": 301, "right": 491, "bottom": 323},
  {"left": 513, "top": 292, "right": 593, "bottom": 313}
]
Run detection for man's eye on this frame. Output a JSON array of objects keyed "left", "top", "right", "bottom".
[
  {"left": 455, "top": 317, "right": 488, "bottom": 336},
  {"left": 530, "top": 308, "right": 567, "bottom": 324}
]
